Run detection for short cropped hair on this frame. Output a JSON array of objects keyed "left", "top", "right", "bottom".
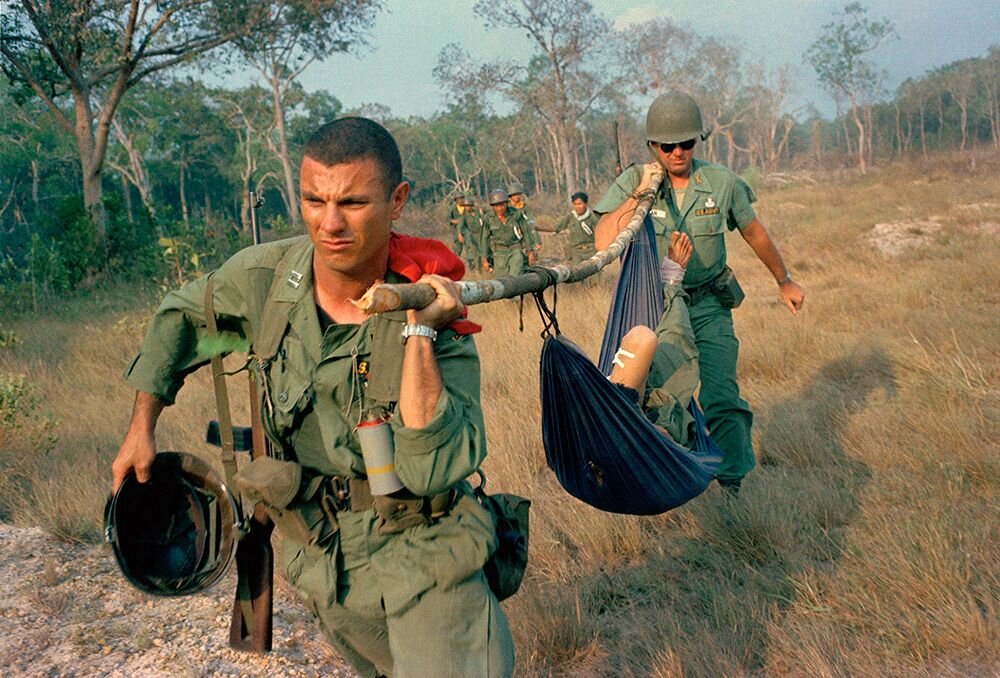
[
  {"left": 303, "top": 117, "right": 403, "bottom": 196},
  {"left": 571, "top": 191, "right": 589, "bottom": 203}
]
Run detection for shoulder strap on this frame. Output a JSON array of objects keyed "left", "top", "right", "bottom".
[{"left": 204, "top": 273, "right": 239, "bottom": 493}]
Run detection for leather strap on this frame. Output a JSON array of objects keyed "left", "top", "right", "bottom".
[{"left": 204, "top": 273, "right": 240, "bottom": 495}]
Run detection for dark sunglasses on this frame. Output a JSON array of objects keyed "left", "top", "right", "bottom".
[{"left": 651, "top": 138, "right": 696, "bottom": 153}]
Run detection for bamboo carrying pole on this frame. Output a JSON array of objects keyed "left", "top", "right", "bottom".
[{"left": 353, "top": 174, "right": 663, "bottom": 314}]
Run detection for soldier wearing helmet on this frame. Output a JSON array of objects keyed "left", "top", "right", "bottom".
[
  {"left": 593, "top": 92, "right": 806, "bottom": 494},
  {"left": 481, "top": 187, "right": 531, "bottom": 277},
  {"left": 507, "top": 182, "right": 541, "bottom": 264}
]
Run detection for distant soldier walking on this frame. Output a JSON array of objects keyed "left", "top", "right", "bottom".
[
  {"left": 551, "top": 191, "right": 598, "bottom": 264},
  {"left": 459, "top": 195, "right": 487, "bottom": 271},
  {"left": 508, "top": 182, "right": 541, "bottom": 264},
  {"left": 594, "top": 92, "right": 805, "bottom": 493},
  {"left": 482, "top": 188, "right": 531, "bottom": 277},
  {"left": 447, "top": 193, "right": 466, "bottom": 257}
]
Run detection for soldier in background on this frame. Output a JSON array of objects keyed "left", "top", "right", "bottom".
[
  {"left": 447, "top": 193, "right": 466, "bottom": 258},
  {"left": 550, "top": 191, "right": 598, "bottom": 265},
  {"left": 481, "top": 188, "right": 530, "bottom": 277},
  {"left": 507, "top": 182, "right": 541, "bottom": 264},
  {"left": 460, "top": 194, "right": 488, "bottom": 272}
]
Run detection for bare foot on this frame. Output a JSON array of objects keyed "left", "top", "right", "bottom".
[{"left": 668, "top": 231, "right": 692, "bottom": 268}]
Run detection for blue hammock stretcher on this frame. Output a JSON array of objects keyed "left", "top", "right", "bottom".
[{"left": 539, "top": 216, "right": 722, "bottom": 515}]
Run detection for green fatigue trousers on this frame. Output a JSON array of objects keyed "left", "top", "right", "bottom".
[
  {"left": 687, "top": 294, "right": 755, "bottom": 482},
  {"left": 281, "top": 497, "right": 515, "bottom": 678},
  {"left": 492, "top": 247, "right": 525, "bottom": 278},
  {"left": 465, "top": 234, "right": 482, "bottom": 270}
]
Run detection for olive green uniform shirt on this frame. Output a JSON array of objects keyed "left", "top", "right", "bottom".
[
  {"left": 481, "top": 208, "right": 530, "bottom": 254},
  {"left": 553, "top": 209, "right": 599, "bottom": 263},
  {"left": 122, "top": 236, "right": 513, "bottom": 676},
  {"left": 594, "top": 160, "right": 757, "bottom": 287}
]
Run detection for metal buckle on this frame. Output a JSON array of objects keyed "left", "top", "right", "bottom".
[{"left": 328, "top": 476, "right": 351, "bottom": 512}]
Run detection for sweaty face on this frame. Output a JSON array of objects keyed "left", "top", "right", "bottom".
[
  {"left": 491, "top": 203, "right": 507, "bottom": 217},
  {"left": 299, "top": 156, "right": 408, "bottom": 279},
  {"left": 650, "top": 140, "right": 696, "bottom": 178},
  {"left": 572, "top": 198, "right": 587, "bottom": 216},
  {"left": 509, "top": 193, "right": 524, "bottom": 208}
]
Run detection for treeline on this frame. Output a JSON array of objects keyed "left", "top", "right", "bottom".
[{"left": 1, "top": 1, "right": 997, "bottom": 309}]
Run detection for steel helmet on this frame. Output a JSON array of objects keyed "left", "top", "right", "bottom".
[
  {"left": 105, "top": 451, "right": 242, "bottom": 597},
  {"left": 488, "top": 189, "right": 509, "bottom": 205},
  {"left": 645, "top": 91, "right": 707, "bottom": 144},
  {"left": 507, "top": 182, "right": 525, "bottom": 197}
]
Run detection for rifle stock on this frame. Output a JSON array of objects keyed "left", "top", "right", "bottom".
[{"left": 228, "top": 377, "right": 274, "bottom": 653}]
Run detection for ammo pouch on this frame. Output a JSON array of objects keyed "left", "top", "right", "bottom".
[
  {"left": 373, "top": 489, "right": 455, "bottom": 536},
  {"left": 235, "top": 456, "right": 338, "bottom": 547},
  {"left": 474, "top": 486, "right": 531, "bottom": 601},
  {"left": 712, "top": 266, "right": 745, "bottom": 309}
]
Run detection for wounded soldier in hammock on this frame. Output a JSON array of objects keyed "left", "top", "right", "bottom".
[{"left": 607, "top": 230, "right": 699, "bottom": 447}]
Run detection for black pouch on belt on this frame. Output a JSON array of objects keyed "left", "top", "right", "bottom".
[
  {"left": 712, "top": 266, "right": 745, "bottom": 309},
  {"left": 235, "top": 456, "right": 339, "bottom": 546}
]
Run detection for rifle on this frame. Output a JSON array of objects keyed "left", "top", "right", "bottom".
[
  {"left": 613, "top": 120, "right": 623, "bottom": 176},
  {"left": 207, "top": 188, "right": 274, "bottom": 654}
]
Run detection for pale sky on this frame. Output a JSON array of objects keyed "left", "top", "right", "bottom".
[{"left": 291, "top": 0, "right": 1000, "bottom": 120}]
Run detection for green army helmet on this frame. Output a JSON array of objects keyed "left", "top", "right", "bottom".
[
  {"left": 507, "top": 182, "right": 525, "bottom": 197},
  {"left": 462, "top": 195, "right": 476, "bottom": 206},
  {"left": 105, "top": 451, "right": 242, "bottom": 597},
  {"left": 488, "top": 188, "right": 509, "bottom": 205},
  {"left": 645, "top": 91, "right": 708, "bottom": 144}
]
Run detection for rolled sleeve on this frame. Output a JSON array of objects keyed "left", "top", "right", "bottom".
[
  {"left": 593, "top": 166, "right": 641, "bottom": 214},
  {"left": 390, "top": 333, "right": 488, "bottom": 496},
  {"left": 727, "top": 176, "right": 757, "bottom": 232}
]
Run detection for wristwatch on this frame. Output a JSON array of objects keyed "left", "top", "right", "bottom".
[
  {"left": 776, "top": 272, "right": 793, "bottom": 285},
  {"left": 402, "top": 323, "right": 438, "bottom": 343}
]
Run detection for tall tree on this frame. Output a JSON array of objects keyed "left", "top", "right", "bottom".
[
  {"left": 805, "top": 1, "right": 896, "bottom": 173},
  {"left": 0, "top": 1, "right": 265, "bottom": 237},
  {"left": 445, "top": 0, "right": 625, "bottom": 195},
  {"left": 233, "top": 0, "right": 380, "bottom": 229}
]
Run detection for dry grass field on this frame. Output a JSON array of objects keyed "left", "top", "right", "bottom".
[{"left": 1, "top": 154, "right": 998, "bottom": 676}]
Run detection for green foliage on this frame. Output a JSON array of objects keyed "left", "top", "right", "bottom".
[{"left": 0, "top": 330, "right": 20, "bottom": 349}]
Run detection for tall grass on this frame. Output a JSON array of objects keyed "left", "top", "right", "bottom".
[{"left": 1, "top": 155, "right": 998, "bottom": 675}]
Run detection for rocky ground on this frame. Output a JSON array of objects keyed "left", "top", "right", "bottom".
[{"left": 0, "top": 524, "right": 354, "bottom": 677}]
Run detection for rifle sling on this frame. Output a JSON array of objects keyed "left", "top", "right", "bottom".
[{"left": 204, "top": 273, "right": 240, "bottom": 496}]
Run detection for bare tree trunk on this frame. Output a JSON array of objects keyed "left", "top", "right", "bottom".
[
  {"left": 74, "top": 90, "right": 106, "bottom": 236},
  {"left": 957, "top": 95, "right": 968, "bottom": 151},
  {"left": 532, "top": 143, "right": 545, "bottom": 195},
  {"left": 180, "top": 147, "right": 190, "bottom": 231},
  {"left": 919, "top": 105, "right": 927, "bottom": 158},
  {"left": 850, "top": 101, "right": 866, "bottom": 173},
  {"left": 581, "top": 125, "right": 592, "bottom": 192},
  {"left": 120, "top": 173, "right": 134, "bottom": 224},
  {"left": 893, "top": 102, "right": 903, "bottom": 158},
  {"left": 31, "top": 155, "right": 39, "bottom": 213},
  {"left": 270, "top": 80, "right": 301, "bottom": 230},
  {"left": 557, "top": 120, "right": 577, "bottom": 196}
]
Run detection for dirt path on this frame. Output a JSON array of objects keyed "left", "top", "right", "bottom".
[{"left": 0, "top": 524, "right": 354, "bottom": 677}]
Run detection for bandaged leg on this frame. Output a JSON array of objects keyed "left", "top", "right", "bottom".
[{"left": 608, "top": 326, "right": 657, "bottom": 398}]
